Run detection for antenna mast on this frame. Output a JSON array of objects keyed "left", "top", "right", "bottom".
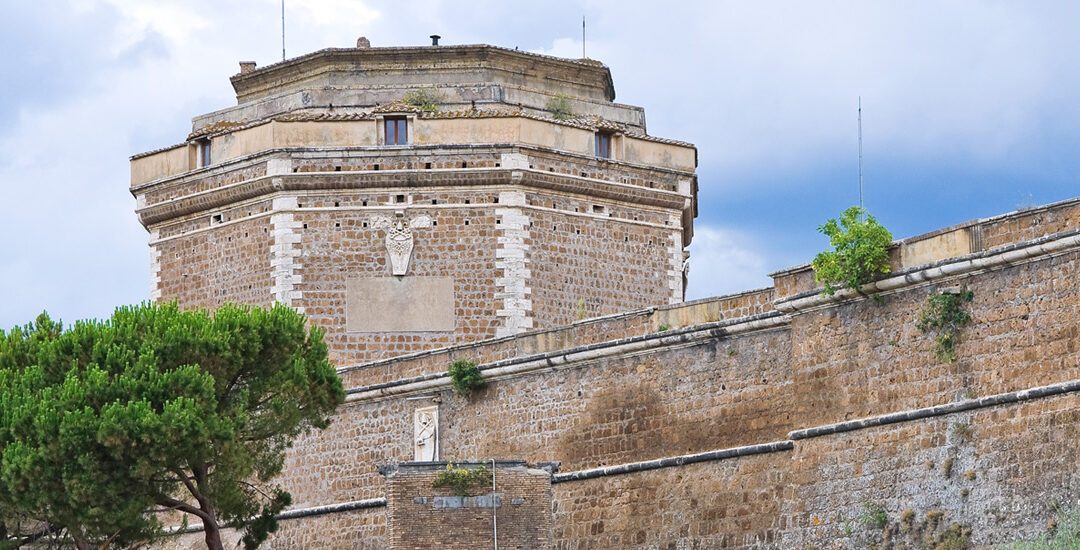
[
  {"left": 858, "top": 96, "right": 864, "bottom": 209},
  {"left": 281, "top": 0, "right": 286, "bottom": 61},
  {"left": 582, "top": 16, "right": 586, "bottom": 58}
]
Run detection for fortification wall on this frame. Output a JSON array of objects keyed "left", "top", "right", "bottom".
[{"left": 157, "top": 199, "right": 1080, "bottom": 548}]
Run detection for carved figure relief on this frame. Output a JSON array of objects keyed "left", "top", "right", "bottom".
[
  {"left": 372, "top": 213, "right": 432, "bottom": 276},
  {"left": 413, "top": 406, "right": 439, "bottom": 462}
]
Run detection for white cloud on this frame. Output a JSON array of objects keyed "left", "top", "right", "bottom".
[
  {"left": 2, "top": 1, "right": 1079, "bottom": 326},
  {"left": 685, "top": 225, "right": 773, "bottom": 300}
]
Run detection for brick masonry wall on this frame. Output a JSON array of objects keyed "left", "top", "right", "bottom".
[
  {"left": 146, "top": 166, "right": 688, "bottom": 366},
  {"left": 789, "top": 249, "right": 1080, "bottom": 432},
  {"left": 551, "top": 391, "right": 1080, "bottom": 549},
  {"left": 385, "top": 462, "right": 552, "bottom": 550},
  {"left": 783, "top": 391, "right": 1080, "bottom": 549},
  {"left": 152, "top": 214, "right": 275, "bottom": 310},
  {"left": 294, "top": 195, "right": 502, "bottom": 365},
  {"left": 552, "top": 451, "right": 790, "bottom": 548},
  {"left": 526, "top": 207, "right": 679, "bottom": 326}
]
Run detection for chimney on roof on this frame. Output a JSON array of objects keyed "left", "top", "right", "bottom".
[
  {"left": 356, "top": 36, "right": 371, "bottom": 48},
  {"left": 430, "top": 34, "right": 441, "bottom": 46},
  {"left": 239, "top": 61, "right": 256, "bottom": 74}
]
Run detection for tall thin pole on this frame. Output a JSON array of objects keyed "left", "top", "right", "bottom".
[
  {"left": 491, "top": 459, "right": 498, "bottom": 550},
  {"left": 582, "top": 16, "right": 586, "bottom": 59},
  {"left": 281, "top": 0, "right": 286, "bottom": 61},
  {"left": 858, "top": 97, "right": 864, "bottom": 209}
]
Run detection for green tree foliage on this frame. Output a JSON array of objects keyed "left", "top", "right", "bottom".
[
  {"left": 0, "top": 302, "right": 344, "bottom": 550},
  {"left": 811, "top": 206, "right": 894, "bottom": 296}
]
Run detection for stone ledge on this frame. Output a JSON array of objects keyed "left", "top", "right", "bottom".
[
  {"left": 788, "top": 378, "right": 1080, "bottom": 440},
  {"left": 165, "top": 497, "right": 387, "bottom": 534},
  {"left": 136, "top": 168, "right": 687, "bottom": 226},
  {"left": 343, "top": 311, "right": 790, "bottom": 403},
  {"left": 551, "top": 440, "right": 794, "bottom": 483}
]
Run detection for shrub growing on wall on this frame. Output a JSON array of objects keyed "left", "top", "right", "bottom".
[
  {"left": 917, "top": 287, "right": 975, "bottom": 363},
  {"left": 448, "top": 359, "right": 485, "bottom": 398},
  {"left": 812, "top": 206, "right": 894, "bottom": 296},
  {"left": 402, "top": 88, "right": 445, "bottom": 113},
  {"left": 431, "top": 462, "right": 491, "bottom": 497}
]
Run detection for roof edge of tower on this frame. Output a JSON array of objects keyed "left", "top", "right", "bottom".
[{"left": 229, "top": 44, "right": 616, "bottom": 104}]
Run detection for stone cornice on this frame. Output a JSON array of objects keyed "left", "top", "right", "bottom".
[
  {"left": 135, "top": 167, "right": 689, "bottom": 227},
  {"left": 229, "top": 44, "right": 616, "bottom": 104}
]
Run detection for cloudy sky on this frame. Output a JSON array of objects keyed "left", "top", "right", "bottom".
[{"left": 1, "top": 1, "right": 1078, "bottom": 327}]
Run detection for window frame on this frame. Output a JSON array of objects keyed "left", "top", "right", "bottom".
[
  {"left": 595, "top": 132, "right": 612, "bottom": 159},
  {"left": 384, "top": 116, "right": 408, "bottom": 145},
  {"left": 198, "top": 139, "right": 212, "bottom": 167}
]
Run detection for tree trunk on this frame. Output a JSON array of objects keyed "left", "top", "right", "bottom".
[
  {"left": 200, "top": 514, "right": 225, "bottom": 548},
  {"left": 202, "top": 520, "right": 226, "bottom": 550}
]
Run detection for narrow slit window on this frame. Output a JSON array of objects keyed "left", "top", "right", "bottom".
[
  {"left": 595, "top": 132, "right": 612, "bottom": 159},
  {"left": 199, "top": 139, "right": 212, "bottom": 167}
]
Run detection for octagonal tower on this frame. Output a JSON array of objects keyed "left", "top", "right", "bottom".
[{"left": 130, "top": 39, "right": 698, "bottom": 365}]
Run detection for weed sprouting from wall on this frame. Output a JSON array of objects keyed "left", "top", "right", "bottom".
[
  {"left": 432, "top": 462, "right": 491, "bottom": 497},
  {"left": 403, "top": 88, "right": 446, "bottom": 113},
  {"left": 917, "top": 286, "right": 975, "bottom": 363},
  {"left": 1002, "top": 507, "right": 1080, "bottom": 549},
  {"left": 547, "top": 94, "right": 574, "bottom": 120}
]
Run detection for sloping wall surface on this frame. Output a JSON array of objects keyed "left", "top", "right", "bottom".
[{"left": 161, "top": 198, "right": 1080, "bottom": 549}]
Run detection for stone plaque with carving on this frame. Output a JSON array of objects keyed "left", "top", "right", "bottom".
[{"left": 414, "top": 406, "right": 438, "bottom": 461}]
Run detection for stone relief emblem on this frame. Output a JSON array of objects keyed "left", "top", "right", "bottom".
[
  {"left": 372, "top": 213, "right": 432, "bottom": 276},
  {"left": 413, "top": 406, "right": 439, "bottom": 462}
]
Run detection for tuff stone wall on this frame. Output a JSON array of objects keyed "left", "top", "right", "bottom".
[
  {"left": 206, "top": 201, "right": 1080, "bottom": 549},
  {"left": 141, "top": 149, "right": 691, "bottom": 366}
]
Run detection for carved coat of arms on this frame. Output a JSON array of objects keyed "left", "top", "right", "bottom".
[{"left": 372, "top": 214, "right": 432, "bottom": 276}]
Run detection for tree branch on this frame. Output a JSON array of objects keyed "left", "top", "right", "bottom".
[{"left": 154, "top": 495, "right": 211, "bottom": 524}]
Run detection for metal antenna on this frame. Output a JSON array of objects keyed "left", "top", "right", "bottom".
[
  {"left": 858, "top": 96, "right": 864, "bottom": 209},
  {"left": 281, "top": 0, "right": 286, "bottom": 61},
  {"left": 582, "top": 16, "right": 586, "bottom": 58}
]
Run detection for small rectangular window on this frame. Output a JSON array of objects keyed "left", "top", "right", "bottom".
[
  {"left": 199, "top": 139, "right": 212, "bottom": 167},
  {"left": 595, "top": 132, "right": 611, "bottom": 159},
  {"left": 384, "top": 117, "right": 408, "bottom": 145}
]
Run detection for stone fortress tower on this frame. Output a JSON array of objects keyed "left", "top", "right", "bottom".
[{"left": 130, "top": 37, "right": 698, "bottom": 365}]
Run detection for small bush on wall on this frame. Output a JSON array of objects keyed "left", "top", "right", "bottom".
[
  {"left": 812, "top": 206, "right": 893, "bottom": 296},
  {"left": 431, "top": 462, "right": 491, "bottom": 497},
  {"left": 402, "top": 88, "right": 445, "bottom": 113},
  {"left": 448, "top": 359, "right": 486, "bottom": 398},
  {"left": 917, "top": 287, "right": 975, "bottom": 363}
]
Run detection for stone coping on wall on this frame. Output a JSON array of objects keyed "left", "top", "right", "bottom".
[
  {"left": 343, "top": 310, "right": 789, "bottom": 402},
  {"left": 775, "top": 227, "right": 1080, "bottom": 313},
  {"left": 377, "top": 460, "right": 559, "bottom": 476},
  {"left": 335, "top": 288, "right": 773, "bottom": 386},
  {"left": 771, "top": 196, "right": 1080, "bottom": 299},
  {"left": 164, "top": 497, "right": 387, "bottom": 535}
]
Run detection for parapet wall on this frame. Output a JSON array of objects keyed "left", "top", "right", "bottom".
[{"left": 161, "top": 198, "right": 1080, "bottom": 549}]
